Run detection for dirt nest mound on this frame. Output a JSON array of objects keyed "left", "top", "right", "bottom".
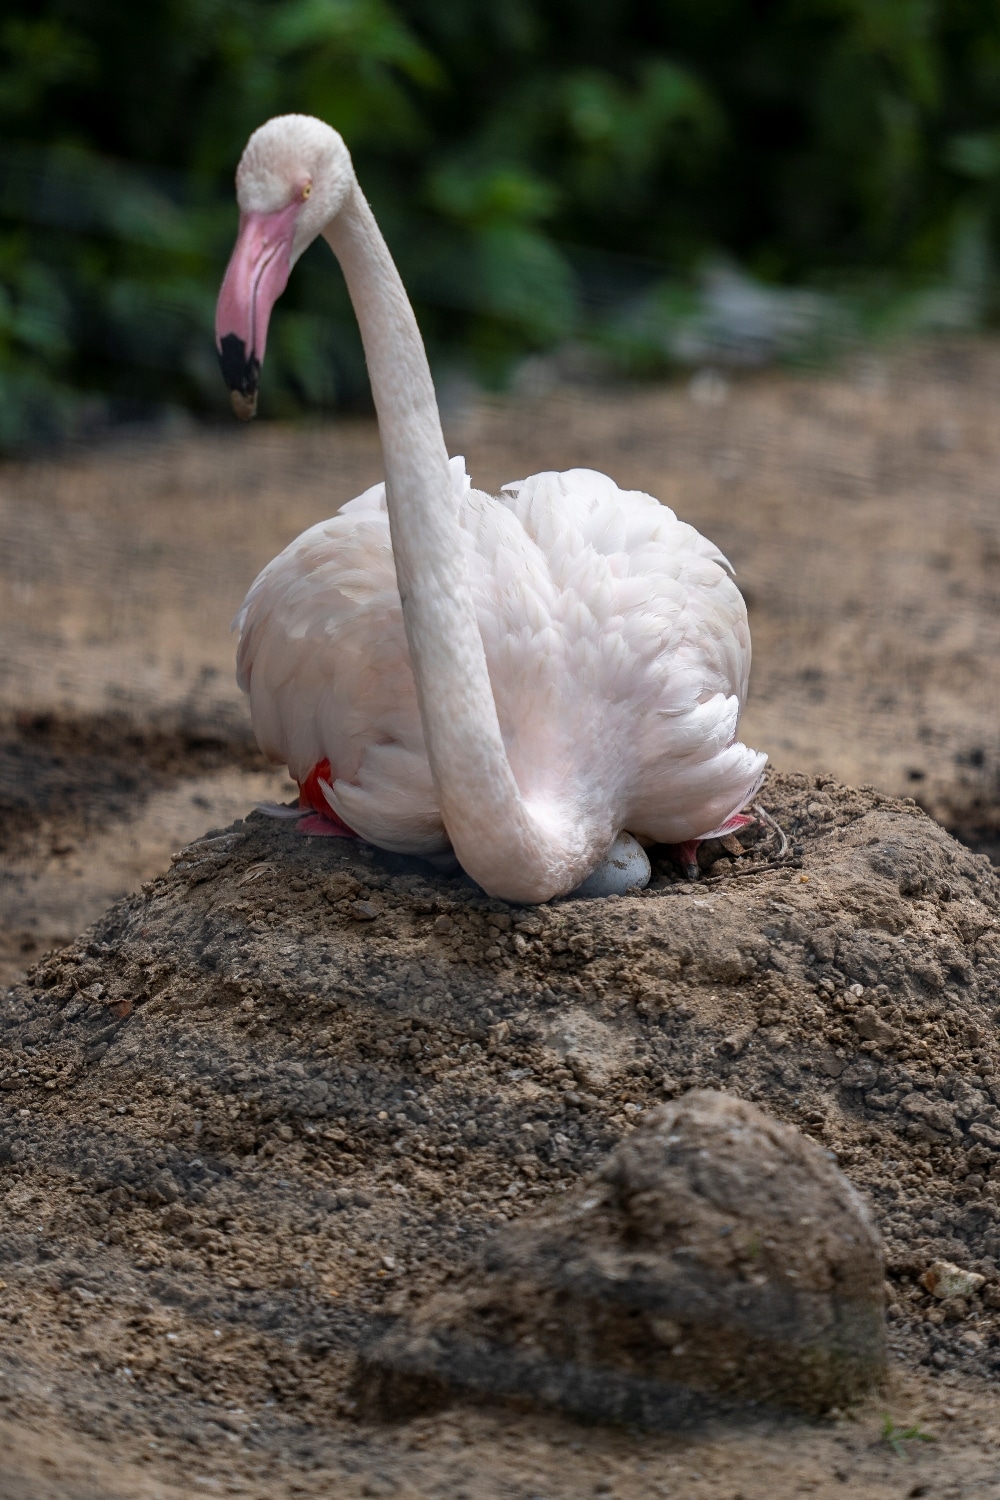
[
  {"left": 1, "top": 769, "right": 1000, "bottom": 1485},
  {"left": 357, "top": 1090, "right": 886, "bottom": 1425}
]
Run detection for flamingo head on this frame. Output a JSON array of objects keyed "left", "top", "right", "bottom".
[{"left": 216, "top": 115, "right": 353, "bottom": 419}]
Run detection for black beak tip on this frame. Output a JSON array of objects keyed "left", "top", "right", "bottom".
[{"left": 218, "top": 333, "right": 260, "bottom": 422}]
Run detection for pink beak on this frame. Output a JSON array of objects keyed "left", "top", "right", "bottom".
[{"left": 215, "top": 201, "right": 301, "bottom": 420}]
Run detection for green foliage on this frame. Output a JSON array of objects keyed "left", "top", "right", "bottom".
[
  {"left": 2, "top": 0, "right": 1000, "bottom": 444},
  {"left": 880, "top": 1414, "right": 936, "bottom": 1457}
]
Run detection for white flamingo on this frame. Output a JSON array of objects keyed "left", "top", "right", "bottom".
[{"left": 215, "top": 115, "right": 765, "bottom": 904}]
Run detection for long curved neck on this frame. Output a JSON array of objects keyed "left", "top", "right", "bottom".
[{"left": 323, "top": 185, "right": 594, "bottom": 902}]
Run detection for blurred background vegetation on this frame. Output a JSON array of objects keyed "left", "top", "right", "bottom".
[{"left": 2, "top": 0, "right": 1000, "bottom": 447}]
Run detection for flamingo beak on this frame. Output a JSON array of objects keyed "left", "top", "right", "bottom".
[{"left": 215, "top": 201, "right": 301, "bottom": 420}]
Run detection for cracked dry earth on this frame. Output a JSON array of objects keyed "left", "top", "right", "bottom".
[{"left": 2, "top": 772, "right": 1000, "bottom": 1497}]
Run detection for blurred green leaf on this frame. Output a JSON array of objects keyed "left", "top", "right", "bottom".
[
  {"left": 946, "top": 131, "right": 1000, "bottom": 180},
  {"left": 0, "top": 17, "right": 95, "bottom": 119},
  {"left": 267, "top": 0, "right": 438, "bottom": 80},
  {"left": 1, "top": 0, "right": 1000, "bottom": 446},
  {"left": 428, "top": 161, "right": 559, "bottom": 226}
]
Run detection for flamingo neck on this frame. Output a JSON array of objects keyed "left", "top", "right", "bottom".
[{"left": 322, "top": 186, "right": 599, "bottom": 902}]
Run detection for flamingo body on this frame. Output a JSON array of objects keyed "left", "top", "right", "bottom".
[{"left": 236, "top": 457, "right": 764, "bottom": 862}]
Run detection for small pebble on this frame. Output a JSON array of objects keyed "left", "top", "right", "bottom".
[{"left": 920, "top": 1261, "right": 985, "bottom": 1301}]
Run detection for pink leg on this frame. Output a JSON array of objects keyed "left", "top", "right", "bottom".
[
  {"left": 669, "top": 813, "right": 758, "bottom": 880},
  {"left": 297, "top": 811, "right": 358, "bottom": 838},
  {"left": 671, "top": 838, "right": 702, "bottom": 881},
  {"left": 295, "top": 758, "right": 360, "bottom": 840}
]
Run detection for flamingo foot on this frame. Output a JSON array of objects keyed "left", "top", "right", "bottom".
[{"left": 295, "top": 759, "right": 360, "bottom": 840}]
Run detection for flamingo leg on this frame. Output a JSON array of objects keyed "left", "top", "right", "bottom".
[
  {"left": 295, "top": 759, "right": 360, "bottom": 839},
  {"left": 297, "top": 811, "right": 357, "bottom": 838},
  {"left": 668, "top": 812, "right": 758, "bottom": 880},
  {"left": 671, "top": 839, "right": 702, "bottom": 881}
]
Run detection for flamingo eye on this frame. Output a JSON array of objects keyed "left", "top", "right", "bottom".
[{"left": 301, "top": 182, "right": 312, "bottom": 200}]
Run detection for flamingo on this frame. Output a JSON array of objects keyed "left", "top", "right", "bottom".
[{"left": 215, "top": 115, "right": 765, "bottom": 904}]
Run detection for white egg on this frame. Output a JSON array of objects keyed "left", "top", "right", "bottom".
[{"left": 570, "top": 832, "right": 651, "bottom": 898}]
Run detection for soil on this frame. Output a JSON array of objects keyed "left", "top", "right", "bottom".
[
  {"left": 2, "top": 774, "right": 1000, "bottom": 1495},
  {"left": 3, "top": 340, "right": 1000, "bottom": 1494}
]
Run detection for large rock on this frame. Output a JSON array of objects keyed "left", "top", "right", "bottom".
[{"left": 356, "top": 1090, "right": 887, "bottom": 1426}]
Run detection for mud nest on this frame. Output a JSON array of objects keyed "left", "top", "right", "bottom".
[{"left": 1, "top": 769, "right": 1000, "bottom": 1445}]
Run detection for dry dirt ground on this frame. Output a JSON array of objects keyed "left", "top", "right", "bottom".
[
  {"left": 3, "top": 776, "right": 1000, "bottom": 1499},
  {"left": 2, "top": 341, "right": 1000, "bottom": 1495}
]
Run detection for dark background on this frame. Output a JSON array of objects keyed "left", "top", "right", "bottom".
[{"left": 3, "top": 0, "right": 999, "bottom": 446}]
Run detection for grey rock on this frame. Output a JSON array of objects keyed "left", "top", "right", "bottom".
[{"left": 355, "top": 1090, "right": 886, "bottom": 1426}]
